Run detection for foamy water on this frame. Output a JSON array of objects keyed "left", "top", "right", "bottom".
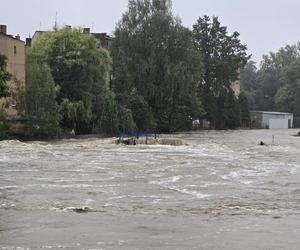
[{"left": 1, "top": 130, "right": 300, "bottom": 249}]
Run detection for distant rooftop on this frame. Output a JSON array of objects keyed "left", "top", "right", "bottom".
[
  {"left": 250, "top": 111, "right": 293, "bottom": 115},
  {"left": 28, "top": 27, "right": 113, "bottom": 49},
  {"left": 0, "top": 24, "right": 25, "bottom": 43}
]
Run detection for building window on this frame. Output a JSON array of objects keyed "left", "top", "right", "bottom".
[{"left": 14, "top": 45, "right": 17, "bottom": 54}]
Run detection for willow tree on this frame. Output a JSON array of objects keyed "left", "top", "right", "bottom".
[
  {"left": 25, "top": 54, "right": 60, "bottom": 137},
  {"left": 28, "top": 28, "right": 116, "bottom": 134},
  {"left": 112, "top": 0, "right": 204, "bottom": 132}
]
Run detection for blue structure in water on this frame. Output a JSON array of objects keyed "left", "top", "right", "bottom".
[{"left": 118, "top": 130, "right": 160, "bottom": 142}]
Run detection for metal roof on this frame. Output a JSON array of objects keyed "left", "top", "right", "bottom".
[{"left": 250, "top": 111, "right": 293, "bottom": 115}]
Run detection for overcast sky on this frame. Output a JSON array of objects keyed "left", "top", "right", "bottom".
[{"left": 2, "top": 0, "right": 300, "bottom": 63}]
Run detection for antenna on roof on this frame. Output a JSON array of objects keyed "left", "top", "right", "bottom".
[
  {"left": 54, "top": 11, "right": 58, "bottom": 30},
  {"left": 39, "top": 21, "right": 42, "bottom": 30},
  {"left": 92, "top": 22, "right": 94, "bottom": 32}
]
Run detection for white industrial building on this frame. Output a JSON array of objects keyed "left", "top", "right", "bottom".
[{"left": 250, "top": 111, "right": 293, "bottom": 129}]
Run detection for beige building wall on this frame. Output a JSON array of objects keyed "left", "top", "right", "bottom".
[
  {"left": 232, "top": 78, "right": 241, "bottom": 97},
  {"left": 31, "top": 31, "right": 44, "bottom": 47},
  {"left": 231, "top": 68, "right": 241, "bottom": 97},
  {"left": 0, "top": 33, "right": 25, "bottom": 115},
  {"left": 0, "top": 31, "right": 25, "bottom": 116},
  {"left": 0, "top": 34, "right": 25, "bottom": 82}
]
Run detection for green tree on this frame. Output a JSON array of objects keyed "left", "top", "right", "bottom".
[
  {"left": 29, "top": 27, "right": 114, "bottom": 134},
  {"left": 251, "top": 43, "right": 300, "bottom": 127},
  {"left": 116, "top": 104, "right": 137, "bottom": 132},
  {"left": 112, "top": 0, "right": 204, "bottom": 132},
  {"left": 238, "top": 92, "right": 250, "bottom": 127},
  {"left": 24, "top": 55, "right": 60, "bottom": 137},
  {"left": 0, "top": 53, "right": 11, "bottom": 98},
  {"left": 274, "top": 59, "right": 300, "bottom": 116},
  {"left": 0, "top": 110, "right": 11, "bottom": 140},
  {"left": 193, "top": 15, "right": 249, "bottom": 128},
  {"left": 255, "top": 44, "right": 300, "bottom": 111},
  {"left": 240, "top": 61, "right": 257, "bottom": 109},
  {"left": 274, "top": 84, "right": 294, "bottom": 113},
  {"left": 214, "top": 89, "right": 241, "bottom": 129},
  {"left": 93, "top": 90, "right": 119, "bottom": 135}
]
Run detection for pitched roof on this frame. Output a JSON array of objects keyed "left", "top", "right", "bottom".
[{"left": 0, "top": 32, "right": 25, "bottom": 43}]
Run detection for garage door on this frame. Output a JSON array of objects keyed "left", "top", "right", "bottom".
[{"left": 269, "top": 119, "right": 288, "bottom": 129}]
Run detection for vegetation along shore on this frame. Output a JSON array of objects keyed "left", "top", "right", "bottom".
[{"left": 1, "top": 0, "right": 299, "bottom": 141}]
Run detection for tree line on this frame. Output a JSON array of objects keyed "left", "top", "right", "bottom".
[
  {"left": 1, "top": 0, "right": 250, "bottom": 139},
  {"left": 241, "top": 43, "right": 300, "bottom": 127}
]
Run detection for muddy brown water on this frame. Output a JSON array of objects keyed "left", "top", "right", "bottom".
[{"left": 1, "top": 130, "right": 300, "bottom": 249}]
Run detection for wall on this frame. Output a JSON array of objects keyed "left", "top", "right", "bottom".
[
  {"left": 232, "top": 79, "right": 241, "bottom": 97},
  {"left": 231, "top": 68, "right": 241, "bottom": 97},
  {"left": 262, "top": 113, "right": 293, "bottom": 129},
  {"left": 31, "top": 31, "right": 44, "bottom": 47},
  {"left": 0, "top": 33, "right": 25, "bottom": 116},
  {"left": 269, "top": 119, "right": 289, "bottom": 129},
  {"left": 250, "top": 112, "right": 293, "bottom": 129},
  {"left": 250, "top": 111, "right": 263, "bottom": 128}
]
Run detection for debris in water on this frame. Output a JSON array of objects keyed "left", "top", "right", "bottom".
[
  {"left": 117, "top": 137, "right": 184, "bottom": 146},
  {"left": 53, "top": 206, "right": 96, "bottom": 213},
  {"left": 72, "top": 206, "right": 94, "bottom": 213},
  {"left": 259, "top": 141, "right": 266, "bottom": 146}
]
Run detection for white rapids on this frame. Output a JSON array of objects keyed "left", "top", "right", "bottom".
[{"left": 1, "top": 130, "right": 300, "bottom": 249}]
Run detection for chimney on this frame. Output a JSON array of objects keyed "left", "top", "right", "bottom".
[
  {"left": 0, "top": 25, "right": 7, "bottom": 34},
  {"left": 15, "top": 34, "right": 20, "bottom": 40},
  {"left": 26, "top": 38, "right": 32, "bottom": 47},
  {"left": 83, "top": 28, "right": 90, "bottom": 34}
]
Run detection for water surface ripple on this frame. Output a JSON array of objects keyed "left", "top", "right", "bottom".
[{"left": 1, "top": 130, "right": 300, "bottom": 249}]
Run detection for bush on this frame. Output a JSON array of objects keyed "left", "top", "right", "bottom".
[
  {"left": 294, "top": 116, "right": 300, "bottom": 128},
  {"left": 0, "top": 110, "right": 11, "bottom": 140}
]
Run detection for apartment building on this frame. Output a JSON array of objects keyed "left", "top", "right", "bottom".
[{"left": 0, "top": 25, "right": 25, "bottom": 116}]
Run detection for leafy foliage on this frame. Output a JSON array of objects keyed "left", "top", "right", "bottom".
[
  {"left": 0, "top": 110, "right": 11, "bottom": 140},
  {"left": 24, "top": 54, "right": 61, "bottom": 137},
  {"left": 6, "top": 2, "right": 257, "bottom": 138},
  {"left": 193, "top": 15, "right": 249, "bottom": 128},
  {"left": 240, "top": 61, "right": 257, "bottom": 110},
  {"left": 242, "top": 43, "right": 300, "bottom": 120},
  {"left": 238, "top": 92, "right": 250, "bottom": 126},
  {"left": 0, "top": 53, "right": 11, "bottom": 98},
  {"left": 112, "top": 0, "right": 204, "bottom": 132},
  {"left": 28, "top": 28, "right": 116, "bottom": 134}
]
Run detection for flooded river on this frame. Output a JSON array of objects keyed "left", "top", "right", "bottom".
[{"left": 1, "top": 129, "right": 300, "bottom": 249}]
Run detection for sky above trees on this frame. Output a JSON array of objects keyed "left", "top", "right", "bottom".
[{"left": 2, "top": 0, "right": 300, "bottom": 62}]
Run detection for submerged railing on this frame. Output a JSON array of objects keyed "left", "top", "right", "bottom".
[{"left": 118, "top": 130, "right": 160, "bottom": 141}]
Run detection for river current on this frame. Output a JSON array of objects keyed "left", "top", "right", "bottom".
[{"left": 1, "top": 129, "right": 300, "bottom": 249}]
